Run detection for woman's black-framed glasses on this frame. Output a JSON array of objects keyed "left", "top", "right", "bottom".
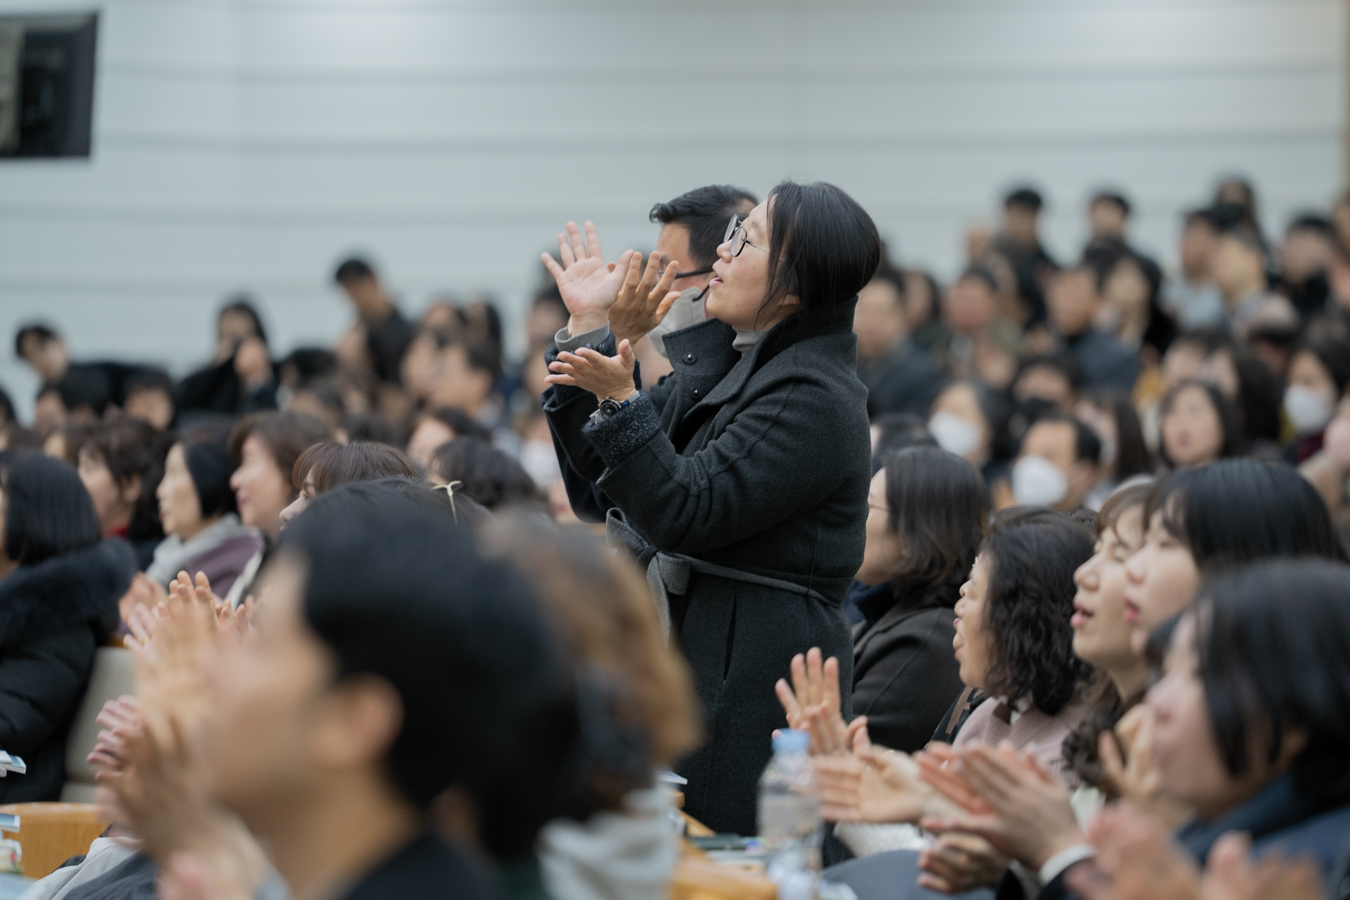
[{"left": 724, "top": 214, "right": 768, "bottom": 258}]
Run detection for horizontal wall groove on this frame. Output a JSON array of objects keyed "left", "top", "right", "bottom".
[
  {"left": 83, "top": 125, "right": 1339, "bottom": 155},
  {"left": 97, "top": 58, "right": 1340, "bottom": 86},
  {"left": 105, "top": 0, "right": 1339, "bottom": 12}
]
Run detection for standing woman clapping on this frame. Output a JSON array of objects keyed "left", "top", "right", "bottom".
[{"left": 540, "top": 181, "right": 880, "bottom": 835}]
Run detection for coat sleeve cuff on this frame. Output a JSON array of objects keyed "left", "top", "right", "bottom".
[
  {"left": 582, "top": 392, "right": 661, "bottom": 468},
  {"left": 555, "top": 324, "right": 613, "bottom": 353},
  {"left": 546, "top": 329, "right": 619, "bottom": 402}
]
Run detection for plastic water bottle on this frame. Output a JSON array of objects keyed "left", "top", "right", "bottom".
[{"left": 758, "top": 729, "right": 823, "bottom": 885}]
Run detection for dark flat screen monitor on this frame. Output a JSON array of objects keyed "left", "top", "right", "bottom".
[{"left": 0, "top": 12, "right": 97, "bottom": 159}]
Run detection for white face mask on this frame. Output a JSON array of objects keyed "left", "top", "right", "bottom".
[
  {"left": 1012, "top": 455, "right": 1068, "bottom": 507},
  {"left": 518, "top": 440, "right": 560, "bottom": 490},
  {"left": 929, "top": 412, "right": 982, "bottom": 459},
  {"left": 1284, "top": 385, "right": 1334, "bottom": 436}
]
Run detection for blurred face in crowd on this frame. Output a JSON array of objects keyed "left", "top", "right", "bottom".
[
  {"left": 406, "top": 417, "right": 454, "bottom": 471},
  {"left": 929, "top": 383, "right": 992, "bottom": 466},
  {"left": 943, "top": 275, "right": 997, "bottom": 336},
  {"left": 125, "top": 387, "right": 174, "bottom": 431},
  {"left": 18, "top": 334, "right": 69, "bottom": 384},
  {"left": 1179, "top": 217, "right": 1218, "bottom": 281},
  {"left": 953, "top": 555, "right": 994, "bottom": 688},
  {"left": 230, "top": 435, "right": 291, "bottom": 538},
  {"left": 1013, "top": 364, "right": 1075, "bottom": 411},
  {"left": 853, "top": 278, "right": 908, "bottom": 361},
  {"left": 340, "top": 275, "right": 389, "bottom": 321},
  {"left": 78, "top": 447, "right": 137, "bottom": 534},
  {"left": 902, "top": 271, "right": 936, "bottom": 330},
  {"left": 1017, "top": 420, "right": 1097, "bottom": 512},
  {"left": 1194, "top": 349, "right": 1238, "bottom": 401},
  {"left": 399, "top": 332, "right": 439, "bottom": 401},
  {"left": 427, "top": 344, "right": 493, "bottom": 415},
  {"left": 1211, "top": 234, "right": 1265, "bottom": 301},
  {"left": 1160, "top": 384, "right": 1224, "bottom": 468},
  {"left": 1047, "top": 268, "right": 1098, "bottom": 338},
  {"left": 157, "top": 444, "right": 210, "bottom": 541},
  {"left": 1100, "top": 256, "right": 1150, "bottom": 331},
  {"left": 707, "top": 199, "right": 798, "bottom": 331},
  {"left": 1161, "top": 339, "right": 1206, "bottom": 390},
  {"left": 216, "top": 309, "right": 259, "bottom": 361},
  {"left": 856, "top": 469, "right": 905, "bottom": 587},
  {"left": 524, "top": 299, "right": 568, "bottom": 350},
  {"left": 1072, "top": 504, "right": 1146, "bottom": 686},
  {"left": 1280, "top": 226, "right": 1334, "bottom": 284},
  {"left": 1123, "top": 508, "right": 1199, "bottom": 654},
  {"left": 1003, "top": 205, "right": 1038, "bottom": 246},
  {"left": 1147, "top": 615, "right": 1303, "bottom": 821},
  {"left": 34, "top": 390, "right": 67, "bottom": 439},
  {"left": 1089, "top": 199, "right": 1126, "bottom": 239},
  {"left": 1284, "top": 350, "right": 1339, "bottom": 436}
]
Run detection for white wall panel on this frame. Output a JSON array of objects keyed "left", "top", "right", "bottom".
[{"left": 0, "top": 0, "right": 1344, "bottom": 422}]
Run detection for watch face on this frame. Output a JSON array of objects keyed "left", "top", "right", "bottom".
[{"left": 600, "top": 398, "right": 622, "bottom": 416}]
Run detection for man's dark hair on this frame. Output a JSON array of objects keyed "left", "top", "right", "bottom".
[
  {"left": 0, "top": 452, "right": 102, "bottom": 566},
  {"left": 282, "top": 485, "right": 585, "bottom": 857},
  {"left": 1186, "top": 559, "right": 1350, "bottom": 806},
  {"left": 430, "top": 438, "right": 542, "bottom": 510},
  {"left": 1147, "top": 458, "right": 1347, "bottom": 574},
  {"left": 1285, "top": 212, "right": 1335, "bottom": 240},
  {"left": 1004, "top": 187, "right": 1044, "bottom": 212},
  {"left": 1090, "top": 191, "right": 1131, "bottom": 218},
  {"left": 1014, "top": 354, "right": 1086, "bottom": 395},
  {"left": 980, "top": 507, "right": 1095, "bottom": 716},
  {"left": 1023, "top": 411, "right": 1102, "bottom": 466},
  {"left": 649, "top": 185, "right": 758, "bottom": 272},
  {"left": 422, "top": 407, "right": 492, "bottom": 444},
  {"left": 333, "top": 257, "right": 377, "bottom": 285},
  {"left": 14, "top": 323, "right": 60, "bottom": 359},
  {"left": 125, "top": 369, "right": 174, "bottom": 400}
]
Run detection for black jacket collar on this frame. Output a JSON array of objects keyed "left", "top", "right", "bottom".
[{"left": 0, "top": 539, "right": 133, "bottom": 649}]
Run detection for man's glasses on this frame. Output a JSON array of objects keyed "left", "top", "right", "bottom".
[{"left": 724, "top": 214, "right": 769, "bottom": 258}]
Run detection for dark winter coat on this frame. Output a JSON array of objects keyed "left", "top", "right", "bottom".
[
  {"left": 0, "top": 540, "right": 132, "bottom": 802},
  {"left": 543, "top": 300, "right": 870, "bottom": 836},
  {"left": 850, "top": 581, "right": 964, "bottom": 754}
]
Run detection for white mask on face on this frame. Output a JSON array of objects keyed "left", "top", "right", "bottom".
[
  {"left": 929, "top": 412, "right": 982, "bottom": 458},
  {"left": 1284, "top": 385, "right": 1334, "bottom": 436},
  {"left": 1012, "top": 455, "right": 1068, "bottom": 507},
  {"left": 518, "top": 440, "right": 560, "bottom": 490}
]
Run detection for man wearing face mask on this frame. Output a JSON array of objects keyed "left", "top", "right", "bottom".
[{"left": 1008, "top": 412, "right": 1102, "bottom": 512}]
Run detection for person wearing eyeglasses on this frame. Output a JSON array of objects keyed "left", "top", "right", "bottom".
[
  {"left": 645, "top": 185, "right": 759, "bottom": 361},
  {"left": 539, "top": 180, "right": 881, "bottom": 837}
]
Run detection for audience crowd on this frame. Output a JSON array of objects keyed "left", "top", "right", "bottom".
[{"left": 0, "top": 173, "right": 1347, "bottom": 900}]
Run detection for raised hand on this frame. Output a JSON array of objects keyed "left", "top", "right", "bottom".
[
  {"left": 541, "top": 221, "right": 634, "bottom": 336},
  {"left": 774, "top": 648, "right": 860, "bottom": 756},
  {"left": 1101, "top": 706, "right": 1191, "bottom": 828},
  {"left": 608, "top": 251, "right": 681, "bottom": 346},
  {"left": 546, "top": 340, "right": 638, "bottom": 403},
  {"left": 919, "top": 742, "right": 1085, "bottom": 870}
]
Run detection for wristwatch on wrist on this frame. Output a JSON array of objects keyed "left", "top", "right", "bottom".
[{"left": 589, "top": 394, "right": 634, "bottom": 426}]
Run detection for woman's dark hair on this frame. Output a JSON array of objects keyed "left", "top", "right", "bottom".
[
  {"left": 177, "top": 425, "right": 239, "bottom": 519},
  {"left": 1222, "top": 348, "right": 1283, "bottom": 444},
  {"left": 293, "top": 441, "right": 419, "bottom": 495},
  {"left": 979, "top": 507, "right": 1096, "bottom": 716},
  {"left": 1, "top": 453, "right": 101, "bottom": 566},
  {"left": 429, "top": 439, "right": 542, "bottom": 510},
  {"left": 369, "top": 475, "right": 492, "bottom": 530},
  {"left": 879, "top": 447, "right": 987, "bottom": 609},
  {"left": 228, "top": 411, "right": 332, "bottom": 503},
  {"left": 1184, "top": 559, "right": 1350, "bottom": 806},
  {"left": 282, "top": 484, "right": 584, "bottom": 859},
  {"left": 870, "top": 413, "right": 936, "bottom": 471},
  {"left": 1158, "top": 379, "right": 1241, "bottom": 468},
  {"left": 1062, "top": 481, "right": 1154, "bottom": 789},
  {"left": 761, "top": 181, "right": 882, "bottom": 325},
  {"left": 1146, "top": 459, "right": 1347, "bottom": 574},
  {"left": 1083, "top": 393, "right": 1152, "bottom": 481},
  {"left": 83, "top": 417, "right": 170, "bottom": 545}
]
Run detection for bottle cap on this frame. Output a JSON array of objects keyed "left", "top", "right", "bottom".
[{"left": 772, "top": 729, "right": 810, "bottom": 754}]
